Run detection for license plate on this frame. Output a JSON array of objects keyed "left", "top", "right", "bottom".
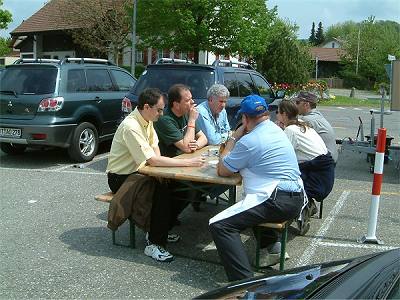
[{"left": 0, "top": 127, "right": 22, "bottom": 138}]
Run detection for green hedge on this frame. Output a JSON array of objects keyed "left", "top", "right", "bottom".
[{"left": 121, "top": 64, "right": 146, "bottom": 78}]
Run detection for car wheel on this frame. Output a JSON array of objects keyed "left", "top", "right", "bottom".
[
  {"left": 68, "top": 122, "right": 99, "bottom": 162},
  {"left": 0, "top": 142, "right": 27, "bottom": 155}
]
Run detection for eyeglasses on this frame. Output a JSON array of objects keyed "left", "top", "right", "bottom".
[{"left": 150, "top": 105, "right": 164, "bottom": 113}]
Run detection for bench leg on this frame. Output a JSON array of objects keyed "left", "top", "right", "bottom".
[
  {"left": 112, "top": 230, "right": 116, "bottom": 245},
  {"left": 129, "top": 219, "right": 136, "bottom": 249},
  {"left": 319, "top": 201, "right": 323, "bottom": 219},
  {"left": 255, "top": 228, "right": 261, "bottom": 271},
  {"left": 110, "top": 221, "right": 136, "bottom": 249},
  {"left": 279, "top": 224, "right": 288, "bottom": 271}
]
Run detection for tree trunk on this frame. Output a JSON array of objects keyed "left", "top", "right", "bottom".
[{"left": 193, "top": 47, "right": 199, "bottom": 64}]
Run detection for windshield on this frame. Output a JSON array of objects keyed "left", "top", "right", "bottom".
[
  {"left": 0, "top": 67, "right": 57, "bottom": 95},
  {"left": 133, "top": 68, "right": 215, "bottom": 99}
]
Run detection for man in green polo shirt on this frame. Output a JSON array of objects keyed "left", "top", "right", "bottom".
[
  {"left": 154, "top": 84, "right": 208, "bottom": 157},
  {"left": 155, "top": 83, "right": 208, "bottom": 215}
]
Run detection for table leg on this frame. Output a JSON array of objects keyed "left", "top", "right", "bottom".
[{"left": 228, "top": 186, "right": 236, "bottom": 205}]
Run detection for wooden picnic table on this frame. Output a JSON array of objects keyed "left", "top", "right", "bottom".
[{"left": 139, "top": 145, "right": 242, "bottom": 204}]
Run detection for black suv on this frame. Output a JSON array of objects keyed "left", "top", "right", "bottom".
[
  {"left": 0, "top": 58, "right": 136, "bottom": 162},
  {"left": 123, "top": 58, "right": 284, "bottom": 127}
]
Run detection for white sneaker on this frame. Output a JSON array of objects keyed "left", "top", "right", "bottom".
[{"left": 144, "top": 244, "right": 174, "bottom": 262}]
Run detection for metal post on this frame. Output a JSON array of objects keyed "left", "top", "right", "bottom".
[
  {"left": 369, "top": 111, "right": 375, "bottom": 147},
  {"left": 130, "top": 0, "right": 137, "bottom": 76},
  {"left": 358, "top": 128, "right": 387, "bottom": 244},
  {"left": 380, "top": 85, "right": 385, "bottom": 129},
  {"left": 356, "top": 27, "right": 361, "bottom": 75}
]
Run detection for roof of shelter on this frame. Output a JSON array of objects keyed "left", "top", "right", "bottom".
[
  {"left": 10, "top": 0, "right": 122, "bottom": 36},
  {"left": 310, "top": 47, "right": 345, "bottom": 62},
  {"left": 11, "top": 0, "right": 80, "bottom": 35}
]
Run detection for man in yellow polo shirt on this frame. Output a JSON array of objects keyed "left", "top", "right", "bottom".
[{"left": 107, "top": 88, "right": 205, "bottom": 262}]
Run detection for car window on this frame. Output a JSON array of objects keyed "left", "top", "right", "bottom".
[
  {"left": 0, "top": 67, "right": 57, "bottom": 95},
  {"left": 86, "top": 69, "right": 113, "bottom": 91},
  {"left": 110, "top": 69, "right": 135, "bottom": 91},
  {"left": 252, "top": 74, "right": 273, "bottom": 98},
  {"left": 67, "top": 69, "right": 87, "bottom": 92},
  {"left": 236, "top": 72, "right": 257, "bottom": 97},
  {"left": 223, "top": 72, "right": 239, "bottom": 97},
  {"left": 133, "top": 68, "right": 214, "bottom": 99}
]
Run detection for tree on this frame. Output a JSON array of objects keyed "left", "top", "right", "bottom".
[
  {"left": 315, "top": 21, "right": 325, "bottom": 45},
  {"left": 0, "top": 0, "right": 12, "bottom": 30},
  {"left": 309, "top": 22, "right": 316, "bottom": 45},
  {"left": 59, "top": 0, "right": 132, "bottom": 65},
  {"left": 256, "top": 19, "right": 312, "bottom": 84},
  {"left": 337, "top": 18, "right": 400, "bottom": 87},
  {"left": 325, "top": 21, "right": 358, "bottom": 41},
  {"left": 0, "top": 37, "right": 11, "bottom": 56},
  {"left": 135, "top": 0, "right": 276, "bottom": 63}
]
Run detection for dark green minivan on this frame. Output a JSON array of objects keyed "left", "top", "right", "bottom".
[{"left": 0, "top": 58, "right": 136, "bottom": 162}]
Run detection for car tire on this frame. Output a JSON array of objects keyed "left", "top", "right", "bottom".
[
  {"left": 0, "top": 142, "right": 27, "bottom": 155},
  {"left": 68, "top": 122, "right": 99, "bottom": 162}
]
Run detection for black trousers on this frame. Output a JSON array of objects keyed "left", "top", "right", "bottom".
[
  {"left": 209, "top": 190, "right": 303, "bottom": 282},
  {"left": 107, "top": 172, "right": 172, "bottom": 247}
]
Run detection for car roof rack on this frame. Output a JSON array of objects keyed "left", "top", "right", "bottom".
[
  {"left": 13, "top": 58, "right": 61, "bottom": 64},
  {"left": 212, "top": 59, "right": 255, "bottom": 70},
  {"left": 60, "top": 57, "right": 116, "bottom": 65},
  {"left": 155, "top": 57, "right": 194, "bottom": 64}
]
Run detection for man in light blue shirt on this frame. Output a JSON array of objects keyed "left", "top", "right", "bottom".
[
  {"left": 197, "top": 84, "right": 231, "bottom": 145},
  {"left": 210, "top": 95, "right": 303, "bottom": 282}
]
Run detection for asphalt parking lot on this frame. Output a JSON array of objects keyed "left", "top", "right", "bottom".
[{"left": 0, "top": 106, "right": 399, "bottom": 298}]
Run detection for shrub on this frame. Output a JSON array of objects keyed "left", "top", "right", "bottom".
[
  {"left": 121, "top": 64, "right": 146, "bottom": 78},
  {"left": 340, "top": 70, "right": 372, "bottom": 90},
  {"left": 373, "top": 82, "right": 389, "bottom": 95}
]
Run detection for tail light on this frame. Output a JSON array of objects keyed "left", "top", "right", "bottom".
[
  {"left": 122, "top": 97, "right": 132, "bottom": 113},
  {"left": 38, "top": 97, "right": 64, "bottom": 112}
]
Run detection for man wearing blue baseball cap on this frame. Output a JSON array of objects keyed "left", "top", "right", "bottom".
[{"left": 209, "top": 95, "right": 304, "bottom": 282}]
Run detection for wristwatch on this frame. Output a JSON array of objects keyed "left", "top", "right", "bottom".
[{"left": 229, "top": 136, "right": 236, "bottom": 142}]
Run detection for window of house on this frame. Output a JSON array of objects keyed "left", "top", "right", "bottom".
[
  {"left": 86, "top": 69, "right": 113, "bottom": 91},
  {"left": 67, "top": 69, "right": 87, "bottom": 92},
  {"left": 110, "top": 69, "right": 135, "bottom": 91},
  {"left": 236, "top": 72, "right": 257, "bottom": 97},
  {"left": 223, "top": 72, "right": 239, "bottom": 97},
  {"left": 136, "top": 51, "right": 143, "bottom": 63}
]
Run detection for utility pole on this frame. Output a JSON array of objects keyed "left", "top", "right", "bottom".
[
  {"left": 131, "top": 0, "right": 137, "bottom": 76},
  {"left": 356, "top": 27, "right": 361, "bottom": 75}
]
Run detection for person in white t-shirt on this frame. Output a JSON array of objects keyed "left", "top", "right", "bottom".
[{"left": 277, "top": 100, "right": 335, "bottom": 216}]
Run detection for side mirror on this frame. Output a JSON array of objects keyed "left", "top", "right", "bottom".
[{"left": 276, "top": 90, "right": 286, "bottom": 99}]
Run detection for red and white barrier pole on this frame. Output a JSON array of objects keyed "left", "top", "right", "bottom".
[{"left": 359, "top": 128, "right": 387, "bottom": 244}]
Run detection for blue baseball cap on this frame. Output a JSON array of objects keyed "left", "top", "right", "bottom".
[{"left": 237, "top": 95, "right": 268, "bottom": 116}]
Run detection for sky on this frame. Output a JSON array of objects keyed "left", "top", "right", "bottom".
[{"left": 1, "top": 0, "right": 400, "bottom": 39}]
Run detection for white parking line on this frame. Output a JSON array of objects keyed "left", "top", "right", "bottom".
[
  {"left": 0, "top": 166, "right": 105, "bottom": 176},
  {"left": 295, "top": 190, "right": 350, "bottom": 267},
  {"left": 318, "top": 241, "right": 398, "bottom": 251},
  {"left": 53, "top": 164, "right": 75, "bottom": 171},
  {"left": 53, "top": 153, "right": 109, "bottom": 171}
]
